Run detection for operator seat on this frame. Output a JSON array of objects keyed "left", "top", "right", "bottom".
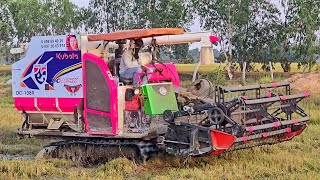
[
  {"left": 119, "top": 74, "right": 133, "bottom": 85},
  {"left": 118, "top": 52, "right": 153, "bottom": 85},
  {"left": 109, "top": 58, "right": 132, "bottom": 85},
  {"left": 113, "top": 51, "right": 152, "bottom": 85}
]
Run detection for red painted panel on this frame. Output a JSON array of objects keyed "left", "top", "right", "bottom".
[
  {"left": 210, "top": 129, "right": 236, "bottom": 156},
  {"left": 58, "top": 98, "right": 82, "bottom": 112},
  {"left": 14, "top": 98, "right": 37, "bottom": 112},
  {"left": 37, "top": 98, "right": 56, "bottom": 111},
  {"left": 14, "top": 97, "right": 82, "bottom": 113},
  {"left": 145, "top": 63, "right": 180, "bottom": 87}
]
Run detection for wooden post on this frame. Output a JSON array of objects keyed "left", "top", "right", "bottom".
[
  {"left": 269, "top": 61, "right": 274, "bottom": 80},
  {"left": 242, "top": 62, "right": 247, "bottom": 82}
]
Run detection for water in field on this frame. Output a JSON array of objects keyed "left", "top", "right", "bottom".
[{"left": 0, "top": 154, "right": 34, "bottom": 160}]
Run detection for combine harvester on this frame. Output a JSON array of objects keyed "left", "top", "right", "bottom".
[{"left": 12, "top": 28, "right": 309, "bottom": 164}]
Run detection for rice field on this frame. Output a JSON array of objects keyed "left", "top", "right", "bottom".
[
  {"left": 0, "top": 72, "right": 320, "bottom": 179},
  {"left": 1, "top": 63, "right": 320, "bottom": 76},
  {"left": 175, "top": 62, "right": 320, "bottom": 73},
  {"left": 0, "top": 65, "right": 11, "bottom": 75},
  {"left": 0, "top": 106, "right": 319, "bottom": 179}
]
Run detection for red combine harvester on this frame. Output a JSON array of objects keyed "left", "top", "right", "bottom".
[{"left": 12, "top": 28, "right": 309, "bottom": 164}]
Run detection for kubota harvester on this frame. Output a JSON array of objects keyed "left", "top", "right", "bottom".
[{"left": 12, "top": 28, "right": 309, "bottom": 164}]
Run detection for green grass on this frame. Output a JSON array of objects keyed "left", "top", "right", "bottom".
[
  {"left": 175, "top": 62, "right": 320, "bottom": 74},
  {"left": 2, "top": 63, "right": 320, "bottom": 76},
  {"left": 0, "top": 125, "right": 319, "bottom": 179},
  {"left": 0, "top": 74, "right": 11, "bottom": 84},
  {"left": 0, "top": 108, "right": 46, "bottom": 155},
  {"left": 1, "top": 73, "right": 320, "bottom": 179},
  {"left": 1, "top": 108, "right": 319, "bottom": 179},
  {"left": 0, "top": 65, "right": 11, "bottom": 75}
]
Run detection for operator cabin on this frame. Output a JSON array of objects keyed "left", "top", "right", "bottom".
[
  {"left": 84, "top": 39, "right": 153, "bottom": 87},
  {"left": 83, "top": 28, "right": 187, "bottom": 87}
]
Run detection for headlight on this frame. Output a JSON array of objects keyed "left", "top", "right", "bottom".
[{"left": 134, "top": 88, "right": 140, "bottom": 95}]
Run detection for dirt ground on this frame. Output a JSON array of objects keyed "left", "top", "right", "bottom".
[{"left": 286, "top": 72, "right": 320, "bottom": 95}]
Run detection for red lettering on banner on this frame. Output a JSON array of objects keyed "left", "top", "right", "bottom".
[{"left": 56, "top": 53, "right": 79, "bottom": 60}]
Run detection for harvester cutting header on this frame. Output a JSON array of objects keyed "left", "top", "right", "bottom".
[{"left": 12, "top": 28, "right": 310, "bottom": 164}]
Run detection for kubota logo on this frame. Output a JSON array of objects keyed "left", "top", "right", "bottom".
[
  {"left": 56, "top": 52, "right": 79, "bottom": 60},
  {"left": 159, "top": 87, "right": 167, "bottom": 96}
]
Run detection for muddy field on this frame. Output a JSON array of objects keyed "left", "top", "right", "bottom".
[{"left": 0, "top": 73, "right": 320, "bottom": 179}]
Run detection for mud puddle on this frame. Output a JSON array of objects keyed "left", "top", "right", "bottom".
[{"left": 0, "top": 154, "right": 35, "bottom": 160}]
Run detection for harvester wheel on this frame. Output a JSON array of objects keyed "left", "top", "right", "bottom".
[
  {"left": 163, "top": 110, "right": 175, "bottom": 123},
  {"left": 207, "top": 107, "right": 225, "bottom": 125}
]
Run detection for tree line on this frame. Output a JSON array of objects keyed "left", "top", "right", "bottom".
[{"left": 0, "top": 0, "right": 319, "bottom": 72}]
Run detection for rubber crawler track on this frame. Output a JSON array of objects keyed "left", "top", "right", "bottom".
[{"left": 37, "top": 139, "right": 158, "bottom": 166}]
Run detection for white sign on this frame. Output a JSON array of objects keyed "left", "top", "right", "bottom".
[{"left": 12, "top": 35, "right": 83, "bottom": 98}]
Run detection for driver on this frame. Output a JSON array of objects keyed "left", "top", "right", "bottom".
[{"left": 119, "top": 39, "right": 151, "bottom": 87}]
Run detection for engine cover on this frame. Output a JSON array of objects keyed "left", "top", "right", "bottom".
[{"left": 141, "top": 83, "right": 178, "bottom": 115}]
